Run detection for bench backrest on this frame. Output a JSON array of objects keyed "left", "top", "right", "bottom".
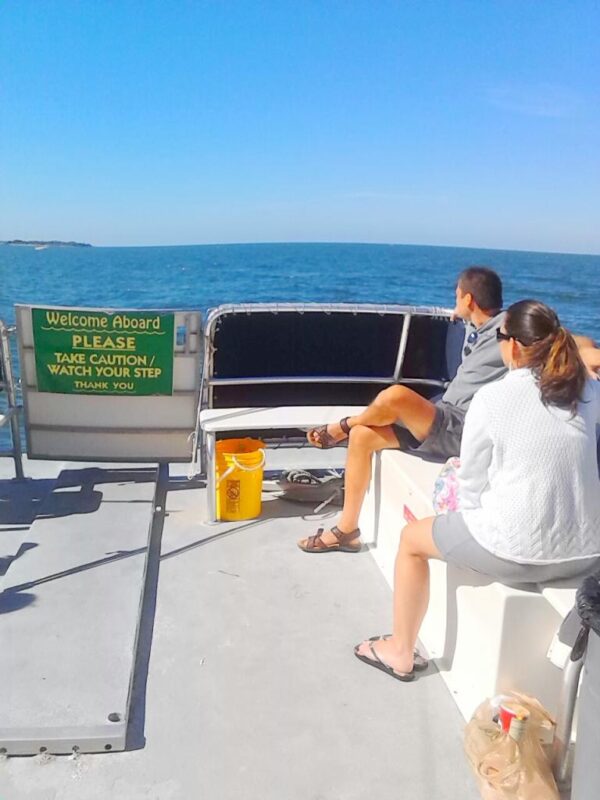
[{"left": 203, "top": 303, "right": 463, "bottom": 408}]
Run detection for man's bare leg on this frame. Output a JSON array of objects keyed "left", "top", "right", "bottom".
[
  {"left": 308, "top": 384, "right": 438, "bottom": 447},
  {"left": 299, "top": 387, "right": 438, "bottom": 549},
  {"left": 298, "top": 424, "right": 398, "bottom": 549},
  {"left": 337, "top": 424, "right": 399, "bottom": 532}
]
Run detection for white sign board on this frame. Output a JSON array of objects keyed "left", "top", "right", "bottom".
[{"left": 16, "top": 305, "right": 202, "bottom": 462}]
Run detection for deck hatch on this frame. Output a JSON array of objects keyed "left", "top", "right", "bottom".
[{"left": 0, "top": 465, "right": 160, "bottom": 755}]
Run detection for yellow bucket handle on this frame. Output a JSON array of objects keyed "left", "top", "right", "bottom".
[{"left": 217, "top": 449, "right": 266, "bottom": 486}]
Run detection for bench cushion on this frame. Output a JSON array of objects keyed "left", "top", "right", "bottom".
[{"left": 200, "top": 406, "right": 366, "bottom": 433}]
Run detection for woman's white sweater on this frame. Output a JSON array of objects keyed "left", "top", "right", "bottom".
[{"left": 458, "top": 368, "right": 600, "bottom": 563}]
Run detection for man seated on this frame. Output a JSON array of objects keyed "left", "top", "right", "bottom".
[
  {"left": 573, "top": 335, "right": 600, "bottom": 378},
  {"left": 298, "top": 266, "right": 506, "bottom": 553}
]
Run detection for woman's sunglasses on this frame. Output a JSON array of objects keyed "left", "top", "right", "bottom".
[{"left": 496, "top": 328, "right": 512, "bottom": 343}]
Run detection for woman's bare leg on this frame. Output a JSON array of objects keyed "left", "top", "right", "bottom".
[{"left": 355, "top": 517, "right": 443, "bottom": 674}]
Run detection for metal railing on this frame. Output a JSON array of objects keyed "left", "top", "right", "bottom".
[
  {"left": 201, "top": 302, "right": 455, "bottom": 410},
  {"left": 0, "top": 319, "right": 25, "bottom": 479}
]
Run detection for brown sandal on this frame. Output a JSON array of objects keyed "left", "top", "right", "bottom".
[
  {"left": 297, "top": 524, "right": 362, "bottom": 553},
  {"left": 307, "top": 417, "right": 351, "bottom": 449}
]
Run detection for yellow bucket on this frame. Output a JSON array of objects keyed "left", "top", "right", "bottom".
[{"left": 215, "top": 438, "right": 266, "bottom": 521}]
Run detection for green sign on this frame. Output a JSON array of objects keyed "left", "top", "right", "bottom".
[{"left": 32, "top": 308, "right": 175, "bottom": 396}]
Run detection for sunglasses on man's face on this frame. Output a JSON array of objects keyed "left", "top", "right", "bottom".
[{"left": 463, "top": 329, "right": 478, "bottom": 357}]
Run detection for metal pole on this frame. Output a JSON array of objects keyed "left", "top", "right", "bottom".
[
  {"left": 571, "top": 629, "right": 600, "bottom": 800},
  {"left": 0, "top": 321, "right": 25, "bottom": 480},
  {"left": 552, "top": 652, "right": 585, "bottom": 789},
  {"left": 206, "top": 432, "right": 217, "bottom": 522}
]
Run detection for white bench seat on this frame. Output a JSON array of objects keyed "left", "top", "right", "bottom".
[
  {"left": 542, "top": 585, "right": 578, "bottom": 669},
  {"left": 200, "top": 405, "right": 366, "bottom": 521},
  {"left": 359, "top": 449, "right": 580, "bottom": 720},
  {"left": 200, "top": 406, "right": 366, "bottom": 433}
]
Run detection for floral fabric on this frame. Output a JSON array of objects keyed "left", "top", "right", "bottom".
[{"left": 432, "top": 457, "right": 461, "bottom": 514}]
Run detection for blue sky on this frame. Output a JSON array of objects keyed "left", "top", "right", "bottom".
[{"left": 1, "top": 1, "right": 599, "bottom": 253}]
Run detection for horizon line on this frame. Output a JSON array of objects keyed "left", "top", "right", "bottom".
[{"left": 2, "top": 239, "right": 599, "bottom": 258}]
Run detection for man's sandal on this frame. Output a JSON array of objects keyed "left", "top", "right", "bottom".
[
  {"left": 297, "top": 524, "right": 362, "bottom": 553},
  {"left": 307, "top": 417, "right": 351, "bottom": 449}
]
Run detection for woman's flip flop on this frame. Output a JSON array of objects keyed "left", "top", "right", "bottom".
[
  {"left": 367, "top": 635, "right": 428, "bottom": 671},
  {"left": 353, "top": 640, "right": 416, "bottom": 682}
]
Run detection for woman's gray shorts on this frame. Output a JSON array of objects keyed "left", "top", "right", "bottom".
[
  {"left": 432, "top": 511, "right": 600, "bottom": 585},
  {"left": 392, "top": 401, "right": 466, "bottom": 460}
]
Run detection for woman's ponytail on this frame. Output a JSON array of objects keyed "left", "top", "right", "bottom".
[
  {"left": 535, "top": 327, "right": 587, "bottom": 413},
  {"left": 505, "top": 301, "right": 588, "bottom": 414}
]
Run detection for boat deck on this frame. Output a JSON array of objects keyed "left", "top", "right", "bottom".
[{"left": 0, "top": 455, "right": 480, "bottom": 800}]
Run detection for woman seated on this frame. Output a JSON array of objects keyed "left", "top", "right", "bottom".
[{"left": 355, "top": 299, "right": 600, "bottom": 681}]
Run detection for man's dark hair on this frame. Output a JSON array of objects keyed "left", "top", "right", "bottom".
[{"left": 457, "top": 266, "right": 503, "bottom": 312}]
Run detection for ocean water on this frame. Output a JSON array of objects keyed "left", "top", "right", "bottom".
[{"left": 1, "top": 241, "right": 599, "bottom": 338}]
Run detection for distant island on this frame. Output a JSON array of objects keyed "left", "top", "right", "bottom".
[{"left": 2, "top": 239, "right": 92, "bottom": 248}]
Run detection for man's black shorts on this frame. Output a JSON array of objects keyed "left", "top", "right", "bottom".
[{"left": 391, "top": 401, "right": 466, "bottom": 461}]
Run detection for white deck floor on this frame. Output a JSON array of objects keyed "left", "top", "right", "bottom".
[{"left": 0, "top": 456, "right": 481, "bottom": 799}]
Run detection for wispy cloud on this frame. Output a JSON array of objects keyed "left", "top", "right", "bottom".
[{"left": 485, "top": 83, "right": 582, "bottom": 118}]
